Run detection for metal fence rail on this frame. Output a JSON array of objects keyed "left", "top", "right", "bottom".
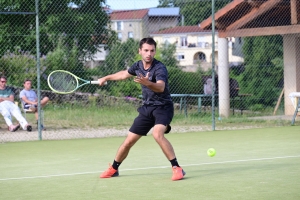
[{"left": 0, "top": 0, "right": 297, "bottom": 141}]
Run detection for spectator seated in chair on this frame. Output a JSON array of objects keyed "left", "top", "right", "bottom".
[
  {"left": 0, "top": 76, "right": 32, "bottom": 132},
  {"left": 20, "top": 79, "right": 49, "bottom": 130}
]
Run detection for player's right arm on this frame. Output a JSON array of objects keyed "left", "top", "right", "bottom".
[
  {"left": 0, "top": 94, "right": 14, "bottom": 102},
  {"left": 98, "top": 70, "right": 133, "bottom": 85},
  {"left": 20, "top": 94, "right": 37, "bottom": 105}
]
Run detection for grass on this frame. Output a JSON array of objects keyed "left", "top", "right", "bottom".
[
  {"left": 1, "top": 100, "right": 297, "bottom": 133},
  {"left": 1, "top": 126, "right": 300, "bottom": 199},
  {"left": 35, "top": 102, "right": 296, "bottom": 130}
]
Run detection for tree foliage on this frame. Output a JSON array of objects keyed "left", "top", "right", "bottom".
[
  {"left": 0, "top": 0, "right": 117, "bottom": 58},
  {"left": 0, "top": 47, "right": 40, "bottom": 87},
  {"left": 234, "top": 36, "right": 284, "bottom": 109},
  {"left": 104, "top": 38, "right": 139, "bottom": 73},
  {"left": 155, "top": 43, "right": 178, "bottom": 68},
  {"left": 100, "top": 39, "right": 141, "bottom": 97}
]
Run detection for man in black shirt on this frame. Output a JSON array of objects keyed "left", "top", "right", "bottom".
[{"left": 98, "top": 37, "right": 185, "bottom": 181}]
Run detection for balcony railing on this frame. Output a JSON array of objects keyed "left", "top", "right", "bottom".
[{"left": 177, "top": 42, "right": 218, "bottom": 49}]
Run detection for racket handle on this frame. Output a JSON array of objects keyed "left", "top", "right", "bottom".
[{"left": 90, "top": 81, "right": 107, "bottom": 85}]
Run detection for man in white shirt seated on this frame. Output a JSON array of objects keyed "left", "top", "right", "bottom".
[
  {"left": 20, "top": 79, "right": 49, "bottom": 130},
  {"left": 0, "top": 76, "right": 32, "bottom": 132}
]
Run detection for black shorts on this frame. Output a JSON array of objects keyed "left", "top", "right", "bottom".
[
  {"left": 129, "top": 104, "right": 174, "bottom": 136},
  {"left": 24, "top": 103, "right": 37, "bottom": 110}
]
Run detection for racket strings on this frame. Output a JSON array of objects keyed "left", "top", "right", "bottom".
[{"left": 48, "top": 72, "right": 78, "bottom": 93}]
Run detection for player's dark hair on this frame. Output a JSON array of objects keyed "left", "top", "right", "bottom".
[
  {"left": 23, "top": 78, "right": 32, "bottom": 84},
  {"left": 139, "top": 37, "right": 156, "bottom": 49},
  {"left": 0, "top": 75, "right": 7, "bottom": 81}
]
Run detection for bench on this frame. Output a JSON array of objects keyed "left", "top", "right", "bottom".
[
  {"left": 171, "top": 94, "right": 218, "bottom": 117},
  {"left": 138, "top": 94, "right": 218, "bottom": 117},
  {"left": 231, "top": 94, "right": 252, "bottom": 115}
]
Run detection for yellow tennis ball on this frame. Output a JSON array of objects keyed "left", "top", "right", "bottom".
[{"left": 207, "top": 148, "right": 216, "bottom": 157}]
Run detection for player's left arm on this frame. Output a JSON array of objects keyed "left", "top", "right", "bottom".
[
  {"left": 134, "top": 72, "right": 165, "bottom": 93},
  {"left": 21, "top": 95, "right": 37, "bottom": 105},
  {"left": 0, "top": 94, "right": 14, "bottom": 102}
]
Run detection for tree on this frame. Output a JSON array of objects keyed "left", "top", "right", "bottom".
[
  {"left": 155, "top": 42, "right": 178, "bottom": 68},
  {"left": 100, "top": 39, "right": 141, "bottom": 97},
  {"left": 236, "top": 36, "right": 283, "bottom": 109},
  {"left": 0, "top": 0, "right": 117, "bottom": 59},
  {"left": 0, "top": 47, "right": 39, "bottom": 87},
  {"left": 104, "top": 38, "right": 139, "bottom": 73},
  {"left": 158, "top": 0, "right": 231, "bottom": 26}
]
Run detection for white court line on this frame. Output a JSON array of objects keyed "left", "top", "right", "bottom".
[{"left": 1, "top": 155, "right": 299, "bottom": 181}]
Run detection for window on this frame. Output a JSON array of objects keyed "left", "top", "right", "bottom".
[
  {"left": 197, "top": 36, "right": 206, "bottom": 48},
  {"left": 117, "top": 32, "right": 122, "bottom": 40},
  {"left": 180, "top": 36, "right": 187, "bottom": 47},
  {"left": 177, "top": 53, "right": 185, "bottom": 60},
  {"left": 128, "top": 32, "right": 133, "bottom": 38},
  {"left": 116, "top": 21, "right": 123, "bottom": 31}
]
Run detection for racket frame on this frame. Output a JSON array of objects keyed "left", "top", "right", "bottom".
[{"left": 47, "top": 70, "right": 100, "bottom": 94}]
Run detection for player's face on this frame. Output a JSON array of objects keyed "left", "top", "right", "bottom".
[
  {"left": 139, "top": 43, "right": 156, "bottom": 64},
  {"left": 24, "top": 81, "right": 32, "bottom": 90},
  {"left": 0, "top": 78, "right": 7, "bottom": 89}
]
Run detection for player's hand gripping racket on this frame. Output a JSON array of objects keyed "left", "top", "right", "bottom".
[{"left": 47, "top": 70, "right": 106, "bottom": 94}]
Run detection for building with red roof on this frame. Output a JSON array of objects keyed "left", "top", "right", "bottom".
[
  {"left": 110, "top": 7, "right": 180, "bottom": 41},
  {"left": 151, "top": 26, "right": 244, "bottom": 71}
]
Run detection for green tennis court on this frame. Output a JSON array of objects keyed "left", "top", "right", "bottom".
[{"left": 1, "top": 126, "right": 300, "bottom": 200}]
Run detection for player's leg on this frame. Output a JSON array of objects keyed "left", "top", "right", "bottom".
[
  {"left": 152, "top": 104, "right": 185, "bottom": 181},
  {"left": 0, "top": 105, "right": 20, "bottom": 132},
  {"left": 34, "top": 110, "right": 38, "bottom": 120},
  {"left": 115, "top": 132, "right": 142, "bottom": 162},
  {"left": 100, "top": 132, "right": 142, "bottom": 178},
  {"left": 40, "top": 97, "right": 49, "bottom": 129},
  {"left": 152, "top": 125, "right": 185, "bottom": 181},
  {"left": 100, "top": 106, "right": 152, "bottom": 178},
  {"left": 152, "top": 104, "right": 175, "bottom": 159},
  {"left": 10, "top": 102, "right": 32, "bottom": 131},
  {"left": 152, "top": 124, "right": 176, "bottom": 159},
  {"left": 41, "top": 96, "right": 49, "bottom": 107}
]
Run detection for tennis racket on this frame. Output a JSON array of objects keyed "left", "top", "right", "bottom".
[{"left": 47, "top": 70, "right": 106, "bottom": 94}]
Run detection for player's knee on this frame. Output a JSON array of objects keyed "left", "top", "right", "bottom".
[
  {"left": 152, "top": 132, "right": 165, "bottom": 142},
  {"left": 121, "top": 139, "right": 136, "bottom": 149},
  {"left": 2, "top": 113, "right": 10, "bottom": 118},
  {"left": 42, "top": 96, "right": 49, "bottom": 105},
  {"left": 43, "top": 96, "right": 50, "bottom": 102}
]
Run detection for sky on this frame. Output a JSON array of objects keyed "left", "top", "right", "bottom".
[{"left": 105, "top": 0, "right": 159, "bottom": 10}]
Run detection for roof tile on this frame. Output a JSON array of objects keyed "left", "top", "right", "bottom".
[
  {"left": 110, "top": 9, "right": 149, "bottom": 20},
  {"left": 151, "top": 26, "right": 211, "bottom": 34}
]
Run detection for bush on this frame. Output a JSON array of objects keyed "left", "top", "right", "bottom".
[
  {"left": 0, "top": 47, "right": 43, "bottom": 87},
  {"left": 168, "top": 67, "right": 203, "bottom": 94}
]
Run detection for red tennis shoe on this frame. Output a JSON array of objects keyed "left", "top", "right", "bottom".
[
  {"left": 171, "top": 166, "right": 186, "bottom": 181},
  {"left": 100, "top": 164, "right": 119, "bottom": 178}
]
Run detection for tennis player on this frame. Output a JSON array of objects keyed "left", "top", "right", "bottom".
[{"left": 98, "top": 37, "right": 185, "bottom": 181}]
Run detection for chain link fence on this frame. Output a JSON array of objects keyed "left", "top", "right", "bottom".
[{"left": 0, "top": 0, "right": 298, "bottom": 142}]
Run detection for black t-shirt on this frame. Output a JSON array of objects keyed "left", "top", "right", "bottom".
[{"left": 128, "top": 59, "right": 172, "bottom": 106}]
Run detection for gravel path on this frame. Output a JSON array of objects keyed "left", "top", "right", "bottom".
[
  {"left": 0, "top": 124, "right": 268, "bottom": 143},
  {"left": 1, "top": 115, "right": 294, "bottom": 142}
]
